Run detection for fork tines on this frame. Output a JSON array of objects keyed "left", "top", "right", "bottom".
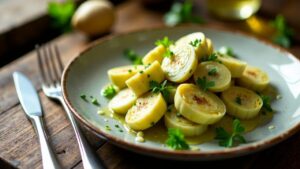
[{"left": 36, "top": 44, "right": 64, "bottom": 86}]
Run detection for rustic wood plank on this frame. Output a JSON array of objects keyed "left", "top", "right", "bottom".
[
  {"left": 0, "top": 32, "right": 87, "bottom": 114},
  {"left": 0, "top": 92, "right": 105, "bottom": 169},
  {"left": 2, "top": 1, "right": 300, "bottom": 169},
  {"left": 92, "top": 143, "right": 257, "bottom": 169}
]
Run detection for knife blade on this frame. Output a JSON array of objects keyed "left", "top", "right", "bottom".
[
  {"left": 13, "top": 71, "right": 62, "bottom": 169},
  {"left": 13, "top": 72, "right": 42, "bottom": 117}
]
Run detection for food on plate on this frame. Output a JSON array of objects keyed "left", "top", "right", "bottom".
[
  {"left": 221, "top": 86, "right": 263, "bottom": 119},
  {"left": 175, "top": 84, "right": 226, "bottom": 125},
  {"left": 126, "top": 61, "right": 165, "bottom": 96},
  {"left": 237, "top": 65, "right": 270, "bottom": 92},
  {"left": 193, "top": 61, "right": 231, "bottom": 92},
  {"left": 161, "top": 44, "right": 198, "bottom": 83},
  {"left": 216, "top": 53, "right": 247, "bottom": 78},
  {"left": 95, "top": 32, "right": 275, "bottom": 149},
  {"left": 125, "top": 92, "right": 167, "bottom": 130},
  {"left": 108, "top": 88, "right": 137, "bottom": 114},
  {"left": 108, "top": 65, "right": 144, "bottom": 89},
  {"left": 164, "top": 105, "right": 208, "bottom": 137}
]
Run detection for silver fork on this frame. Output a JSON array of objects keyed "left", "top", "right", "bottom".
[{"left": 36, "top": 44, "right": 106, "bottom": 169}]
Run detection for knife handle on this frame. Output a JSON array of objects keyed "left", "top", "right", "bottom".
[{"left": 31, "top": 116, "right": 62, "bottom": 169}]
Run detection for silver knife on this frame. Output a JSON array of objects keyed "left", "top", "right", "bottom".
[{"left": 13, "top": 72, "right": 62, "bottom": 169}]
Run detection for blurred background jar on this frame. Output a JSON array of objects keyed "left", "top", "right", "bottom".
[{"left": 207, "top": 0, "right": 261, "bottom": 20}]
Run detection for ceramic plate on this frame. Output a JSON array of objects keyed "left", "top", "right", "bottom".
[{"left": 62, "top": 25, "right": 300, "bottom": 160}]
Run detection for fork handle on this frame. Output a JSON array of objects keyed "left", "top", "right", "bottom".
[
  {"left": 58, "top": 97, "right": 106, "bottom": 169},
  {"left": 31, "top": 116, "right": 62, "bottom": 169}
]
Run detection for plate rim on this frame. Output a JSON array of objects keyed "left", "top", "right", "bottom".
[{"left": 61, "top": 24, "right": 300, "bottom": 159}]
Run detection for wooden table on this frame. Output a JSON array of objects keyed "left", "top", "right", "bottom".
[{"left": 1, "top": 1, "right": 300, "bottom": 169}]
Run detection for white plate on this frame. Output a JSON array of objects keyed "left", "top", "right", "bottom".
[{"left": 62, "top": 26, "right": 300, "bottom": 160}]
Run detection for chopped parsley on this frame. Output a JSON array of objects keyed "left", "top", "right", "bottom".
[
  {"left": 166, "top": 128, "right": 189, "bottom": 150},
  {"left": 149, "top": 80, "right": 173, "bottom": 100},
  {"left": 155, "top": 37, "right": 174, "bottom": 58},
  {"left": 101, "top": 85, "right": 117, "bottom": 99},
  {"left": 201, "top": 52, "right": 218, "bottom": 62},
  {"left": 105, "top": 125, "right": 111, "bottom": 131},
  {"left": 219, "top": 46, "right": 235, "bottom": 57},
  {"left": 163, "top": 49, "right": 174, "bottom": 58},
  {"left": 91, "top": 98, "right": 100, "bottom": 106},
  {"left": 196, "top": 77, "right": 215, "bottom": 91},
  {"left": 270, "top": 15, "right": 293, "bottom": 48},
  {"left": 215, "top": 119, "right": 246, "bottom": 147},
  {"left": 164, "top": 0, "right": 204, "bottom": 26},
  {"left": 155, "top": 36, "right": 174, "bottom": 48},
  {"left": 260, "top": 94, "right": 273, "bottom": 112},
  {"left": 189, "top": 39, "right": 201, "bottom": 47},
  {"left": 123, "top": 49, "right": 143, "bottom": 65},
  {"left": 80, "top": 94, "right": 87, "bottom": 101},
  {"left": 235, "top": 96, "right": 242, "bottom": 105},
  {"left": 208, "top": 67, "right": 218, "bottom": 76}
]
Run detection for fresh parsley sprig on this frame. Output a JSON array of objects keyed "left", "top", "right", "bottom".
[
  {"left": 218, "top": 46, "right": 235, "bottom": 57},
  {"left": 208, "top": 67, "right": 218, "bottom": 76},
  {"left": 155, "top": 37, "right": 174, "bottom": 58},
  {"left": 123, "top": 49, "right": 143, "bottom": 65},
  {"left": 189, "top": 39, "right": 201, "bottom": 47},
  {"left": 270, "top": 15, "right": 294, "bottom": 48},
  {"left": 235, "top": 96, "right": 242, "bottom": 105},
  {"left": 48, "top": 0, "right": 75, "bottom": 32},
  {"left": 149, "top": 80, "right": 173, "bottom": 100},
  {"left": 166, "top": 128, "right": 190, "bottom": 150},
  {"left": 196, "top": 77, "right": 215, "bottom": 91},
  {"left": 155, "top": 36, "right": 174, "bottom": 48},
  {"left": 201, "top": 52, "right": 218, "bottom": 62},
  {"left": 260, "top": 94, "right": 273, "bottom": 112},
  {"left": 164, "top": 0, "right": 204, "bottom": 26},
  {"left": 101, "top": 85, "right": 117, "bottom": 99},
  {"left": 215, "top": 119, "right": 246, "bottom": 147}
]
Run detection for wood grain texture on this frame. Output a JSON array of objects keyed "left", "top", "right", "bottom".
[
  {"left": 0, "top": 32, "right": 87, "bottom": 114},
  {"left": 1, "top": 0, "right": 300, "bottom": 169}
]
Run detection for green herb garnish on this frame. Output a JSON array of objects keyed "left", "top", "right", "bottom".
[
  {"left": 105, "top": 125, "right": 111, "bottom": 131},
  {"left": 196, "top": 77, "right": 215, "bottom": 91},
  {"left": 48, "top": 0, "right": 75, "bottom": 32},
  {"left": 270, "top": 15, "right": 294, "bottom": 48},
  {"left": 155, "top": 37, "right": 174, "bottom": 58},
  {"left": 260, "top": 95, "right": 273, "bottom": 112},
  {"left": 235, "top": 96, "right": 242, "bottom": 105},
  {"left": 123, "top": 49, "right": 143, "bottom": 65},
  {"left": 149, "top": 80, "right": 173, "bottom": 100},
  {"left": 215, "top": 119, "right": 246, "bottom": 147},
  {"left": 219, "top": 46, "right": 235, "bottom": 57},
  {"left": 163, "top": 49, "right": 174, "bottom": 58},
  {"left": 101, "top": 85, "right": 117, "bottom": 99},
  {"left": 208, "top": 67, "right": 218, "bottom": 76},
  {"left": 155, "top": 36, "right": 174, "bottom": 48},
  {"left": 201, "top": 53, "right": 218, "bottom": 62},
  {"left": 80, "top": 94, "right": 87, "bottom": 101},
  {"left": 166, "top": 128, "right": 190, "bottom": 150},
  {"left": 164, "top": 0, "right": 204, "bottom": 26},
  {"left": 91, "top": 98, "right": 100, "bottom": 106},
  {"left": 189, "top": 39, "right": 201, "bottom": 47}
]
